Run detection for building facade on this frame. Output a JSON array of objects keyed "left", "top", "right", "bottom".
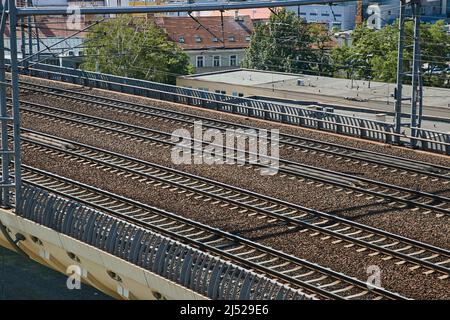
[
  {"left": 288, "top": 3, "right": 357, "bottom": 31},
  {"left": 367, "top": 0, "right": 449, "bottom": 30},
  {"left": 154, "top": 15, "right": 253, "bottom": 73}
]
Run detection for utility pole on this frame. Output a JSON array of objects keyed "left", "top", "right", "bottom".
[
  {"left": 27, "top": 0, "right": 33, "bottom": 64},
  {"left": 409, "top": 0, "right": 423, "bottom": 147},
  {"left": 0, "top": 1, "right": 10, "bottom": 207},
  {"left": 394, "top": 0, "right": 423, "bottom": 146},
  {"left": 8, "top": 0, "right": 23, "bottom": 207},
  {"left": 394, "top": 0, "right": 406, "bottom": 143}
]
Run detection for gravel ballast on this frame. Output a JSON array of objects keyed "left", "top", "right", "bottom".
[
  {"left": 15, "top": 76, "right": 450, "bottom": 300},
  {"left": 22, "top": 146, "right": 450, "bottom": 300},
  {"left": 19, "top": 75, "right": 450, "bottom": 167},
  {"left": 20, "top": 92, "right": 450, "bottom": 196},
  {"left": 21, "top": 113, "right": 450, "bottom": 250}
]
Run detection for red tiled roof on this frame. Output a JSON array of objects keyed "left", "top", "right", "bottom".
[{"left": 153, "top": 15, "right": 254, "bottom": 50}]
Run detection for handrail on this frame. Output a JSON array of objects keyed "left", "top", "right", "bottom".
[{"left": 21, "top": 64, "right": 450, "bottom": 155}]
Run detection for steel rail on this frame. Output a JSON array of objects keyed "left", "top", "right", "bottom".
[
  {"left": 19, "top": 81, "right": 450, "bottom": 181},
  {"left": 16, "top": 128, "right": 450, "bottom": 276},
  {"left": 16, "top": 166, "right": 407, "bottom": 300},
  {"left": 21, "top": 66, "right": 450, "bottom": 152},
  {"left": 14, "top": 99, "right": 450, "bottom": 217}
]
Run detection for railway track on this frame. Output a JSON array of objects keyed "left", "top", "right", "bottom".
[
  {"left": 19, "top": 80, "right": 450, "bottom": 182},
  {"left": 17, "top": 165, "right": 407, "bottom": 300},
  {"left": 15, "top": 98, "right": 450, "bottom": 217},
  {"left": 18, "top": 128, "right": 450, "bottom": 277}
]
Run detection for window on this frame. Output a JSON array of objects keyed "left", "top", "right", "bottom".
[
  {"left": 238, "top": 93, "right": 244, "bottom": 97},
  {"left": 321, "top": 13, "right": 330, "bottom": 16},
  {"left": 245, "top": 36, "right": 251, "bottom": 42},
  {"left": 179, "top": 36, "right": 185, "bottom": 43},
  {"left": 299, "top": 12, "right": 306, "bottom": 15},
  {"left": 230, "top": 55, "right": 237, "bottom": 67},
  {"left": 228, "top": 36, "right": 236, "bottom": 42},
  {"left": 196, "top": 56, "right": 204, "bottom": 68},
  {"left": 309, "top": 12, "right": 317, "bottom": 16},
  {"left": 213, "top": 56, "right": 221, "bottom": 67},
  {"left": 195, "top": 36, "right": 202, "bottom": 43},
  {"left": 212, "top": 37, "right": 219, "bottom": 42},
  {"left": 335, "top": 14, "right": 342, "bottom": 17}
]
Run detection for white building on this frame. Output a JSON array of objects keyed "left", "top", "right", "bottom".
[
  {"left": 288, "top": 3, "right": 357, "bottom": 31},
  {"left": 367, "top": 0, "right": 448, "bottom": 30},
  {"left": 366, "top": 1, "right": 399, "bottom": 30}
]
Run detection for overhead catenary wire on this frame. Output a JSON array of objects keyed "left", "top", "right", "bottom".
[{"left": 13, "top": 2, "right": 450, "bottom": 95}]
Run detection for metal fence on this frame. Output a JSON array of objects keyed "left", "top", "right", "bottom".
[
  {"left": 23, "top": 64, "right": 450, "bottom": 155},
  {"left": 413, "top": 128, "right": 450, "bottom": 155},
  {"left": 15, "top": 183, "right": 311, "bottom": 300}
]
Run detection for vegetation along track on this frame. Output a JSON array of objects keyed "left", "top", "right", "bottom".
[
  {"left": 13, "top": 98, "right": 450, "bottom": 218},
  {"left": 16, "top": 164, "right": 407, "bottom": 300},
  {"left": 19, "top": 81, "right": 450, "bottom": 183},
  {"left": 16, "top": 128, "right": 450, "bottom": 278}
]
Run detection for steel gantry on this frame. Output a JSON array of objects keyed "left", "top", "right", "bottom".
[
  {"left": 0, "top": 0, "right": 22, "bottom": 208},
  {"left": 394, "top": 0, "right": 424, "bottom": 145}
]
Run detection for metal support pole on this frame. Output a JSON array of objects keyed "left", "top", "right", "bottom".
[
  {"left": 410, "top": 0, "right": 421, "bottom": 147},
  {"left": 418, "top": 68, "right": 423, "bottom": 128},
  {"left": 0, "top": 1, "right": 11, "bottom": 207},
  {"left": 9, "top": 0, "right": 23, "bottom": 207},
  {"left": 20, "top": 16, "right": 26, "bottom": 68},
  {"left": 27, "top": 0, "right": 33, "bottom": 64},
  {"left": 394, "top": 0, "right": 405, "bottom": 143},
  {"left": 35, "top": 20, "right": 40, "bottom": 62}
]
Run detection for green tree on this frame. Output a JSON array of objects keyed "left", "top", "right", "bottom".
[
  {"left": 331, "top": 45, "right": 354, "bottom": 79},
  {"left": 308, "top": 23, "right": 334, "bottom": 76},
  {"left": 242, "top": 9, "right": 315, "bottom": 74},
  {"left": 81, "top": 16, "right": 193, "bottom": 84},
  {"left": 331, "top": 21, "right": 450, "bottom": 87},
  {"left": 419, "top": 20, "right": 450, "bottom": 85}
]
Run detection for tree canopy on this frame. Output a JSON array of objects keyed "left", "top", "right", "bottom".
[
  {"left": 331, "top": 21, "right": 450, "bottom": 87},
  {"left": 244, "top": 11, "right": 449, "bottom": 88},
  {"left": 242, "top": 9, "right": 316, "bottom": 74},
  {"left": 81, "top": 16, "right": 193, "bottom": 84},
  {"left": 243, "top": 9, "right": 337, "bottom": 76}
]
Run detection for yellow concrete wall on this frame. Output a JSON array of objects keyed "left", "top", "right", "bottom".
[{"left": 0, "top": 208, "right": 208, "bottom": 300}]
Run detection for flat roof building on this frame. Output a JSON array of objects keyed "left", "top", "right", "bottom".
[{"left": 177, "top": 69, "right": 450, "bottom": 119}]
